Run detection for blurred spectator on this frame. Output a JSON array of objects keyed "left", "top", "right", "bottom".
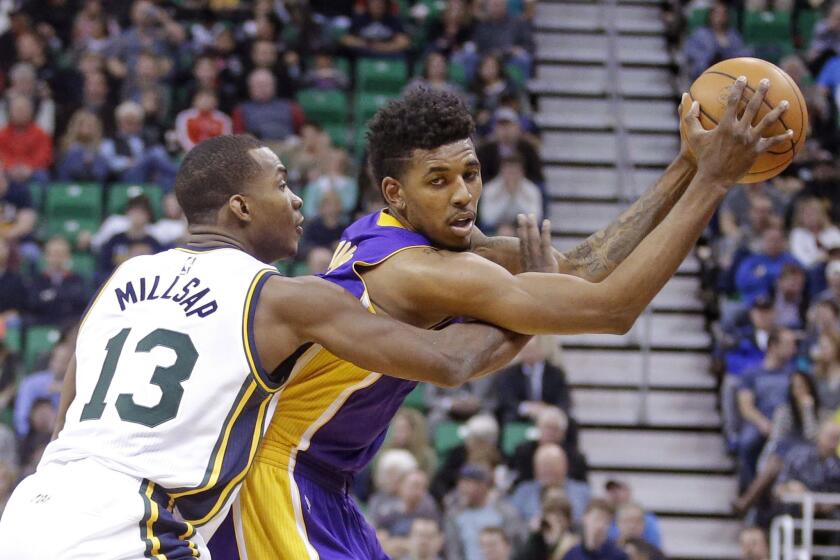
[
  {"left": 340, "top": 0, "right": 410, "bottom": 57},
  {"left": 443, "top": 463, "right": 524, "bottom": 560},
  {"left": 774, "top": 419, "right": 840, "bottom": 498},
  {"left": 23, "top": 0, "right": 79, "bottom": 48},
  {"left": 277, "top": 121, "right": 332, "bottom": 191},
  {"left": 808, "top": 3, "right": 840, "bottom": 74},
  {"left": 426, "top": 374, "right": 496, "bottom": 435},
  {"left": 176, "top": 55, "right": 239, "bottom": 116},
  {"left": 0, "top": 62, "right": 55, "bottom": 135},
  {"left": 0, "top": 10, "right": 33, "bottom": 74},
  {"left": 0, "top": 168, "right": 37, "bottom": 244},
  {"left": 232, "top": 69, "right": 304, "bottom": 143},
  {"left": 735, "top": 225, "right": 801, "bottom": 306},
  {"left": 13, "top": 32, "right": 58, "bottom": 100},
  {"left": 97, "top": 194, "right": 162, "bottom": 278},
  {"left": 789, "top": 197, "right": 840, "bottom": 268},
  {"left": 404, "top": 516, "right": 445, "bottom": 560},
  {"left": 0, "top": 237, "right": 28, "bottom": 321},
  {"left": 56, "top": 109, "right": 109, "bottom": 182},
  {"left": 99, "top": 101, "right": 178, "bottom": 190},
  {"left": 13, "top": 341, "right": 69, "bottom": 439},
  {"left": 302, "top": 148, "right": 358, "bottom": 218},
  {"left": 0, "top": 459, "right": 17, "bottom": 516},
  {"left": 370, "top": 449, "right": 419, "bottom": 519},
  {"left": 604, "top": 480, "right": 661, "bottom": 549},
  {"left": 614, "top": 503, "right": 664, "bottom": 551},
  {"left": 812, "top": 329, "right": 840, "bottom": 410},
  {"left": 510, "top": 443, "right": 591, "bottom": 524},
  {"left": 18, "top": 397, "right": 55, "bottom": 474},
  {"left": 122, "top": 51, "right": 170, "bottom": 125},
  {"left": 496, "top": 336, "right": 571, "bottom": 424},
  {"left": 106, "top": 0, "right": 185, "bottom": 81},
  {"left": 472, "top": 0, "right": 534, "bottom": 78},
  {"left": 147, "top": 192, "right": 187, "bottom": 247},
  {"left": 71, "top": 0, "right": 118, "bottom": 56},
  {"left": 305, "top": 245, "right": 333, "bottom": 275},
  {"left": 818, "top": 260, "right": 840, "bottom": 308},
  {"left": 562, "top": 499, "right": 628, "bottom": 560},
  {"left": 0, "top": 95, "right": 52, "bottom": 190},
  {"left": 70, "top": 70, "right": 116, "bottom": 137},
  {"left": 738, "top": 328, "right": 799, "bottom": 489},
  {"left": 432, "top": 415, "right": 503, "bottom": 500},
  {"left": 300, "top": 190, "right": 348, "bottom": 255},
  {"left": 374, "top": 469, "right": 441, "bottom": 556},
  {"left": 405, "top": 53, "right": 465, "bottom": 97},
  {"left": 476, "top": 107, "right": 544, "bottom": 186},
  {"left": 470, "top": 55, "right": 528, "bottom": 133},
  {"left": 301, "top": 52, "right": 350, "bottom": 90},
  {"left": 513, "top": 488, "right": 578, "bottom": 560},
  {"left": 779, "top": 55, "right": 836, "bottom": 153},
  {"left": 717, "top": 190, "right": 781, "bottom": 275},
  {"left": 174, "top": 90, "right": 232, "bottom": 152},
  {"left": 0, "top": 420, "right": 16, "bottom": 468},
  {"left": 29, "top": 236, "right": 88, "bottom": 325},
  {"left": 480, "top": 154, "right": 543, "bottom": 230},
  {"left": 622, "top": 538, "right": 666, "bottom": 560},
  {"left": 739, "top": 527, "right": 770, "bottom": 560},
  {"left": 478, "top": 527, "right": 512, "bottom": 560},
  {"left": 380, "top": 408, "right": 438, "bottom": 479},
  {"left": 426, "top": 0, "right": 475, "bottom": 60},
  {"left": 773, "top": 264, "right": 808, "bottom": 329},
  {"left": 90, "top": 193, "right": 180, "bottom": 252},
  {"left": 510, "top": 406, "right": 588, "bottom": 485},
  {"left": 682, "top": 3, "right": 751, "bottom": 80},
  {"left": 246, "top": 39, "right": 296, "bottom": 100}
]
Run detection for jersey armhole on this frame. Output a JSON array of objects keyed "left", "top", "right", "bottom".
[{"left": 242, "top": 268, "right": 288, "bottom": 393}]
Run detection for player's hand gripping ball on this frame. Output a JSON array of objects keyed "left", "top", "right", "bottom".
[{"left": 679, "top": 57, "right": 807, "bottom": 183}]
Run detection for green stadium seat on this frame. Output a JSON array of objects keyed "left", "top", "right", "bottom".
[
  {"left": 107, "top": 183, "right": 163, "bottom": 219},
  {"left": 797, "top": 9, "right": 820, "bottom": 50},
  {"left": 27, "top": 182, "right": 45, "bottom": 211},
  {"left": 503, "top": 422, "right": 533, "bottom": 456},
  {"left": 43, "top": 217, "right": 100, "bottom": 244},
  {"left": 356, "top": 58, "right": 408, "bottom": 95},
  {"left": 505, "top": 63, "right": 526, "bottom": 87},
  {"left": 24, "top": 325, "right": 61, "bottom": 371},
  {"left": 744, "top": 10, "right": 794, "bottom": 62},
  {"left": 403, "top": 383, "right": 427, "bottom": 411},
  {"left": 290, "top": 262, "right": 309, "bottom": 277},
  {"left": 448, "top": 59, "right": 468, "bottom": 87},
  {"left": 3, "top": 324, "right": 21, "bottom": 355},
  {"left": 687, "top": 7, "right": 709, "bottom": 33},
  {"left": 297, "top": 89, "right": 350, "bottom": 126},
  {"left": 323, "top": 124, "right": 350, "bottom": 148},
  {"left": 355, "top": 93, "right": 395, "bottom": 125},
  {"left": 70, "top": 252, "right": 96, "bottom": 282},
  {"left": 45, "top": 182, "right": 102, "bottom": 221},
  {"left": 434, "top": 421, "right": 464, "bottom": 457}
]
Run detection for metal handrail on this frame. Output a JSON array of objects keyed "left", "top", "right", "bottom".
[{"left": 770, "top": 492, "right": 840, "bottom": 559}]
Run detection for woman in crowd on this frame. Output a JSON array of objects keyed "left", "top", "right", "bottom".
[{"left": 56, "top": 109, "right": 109, "bottom": 182}]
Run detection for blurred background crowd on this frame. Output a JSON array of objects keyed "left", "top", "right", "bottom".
[{"left": 0, "top": 0, "right": 839, "bottom": 557}]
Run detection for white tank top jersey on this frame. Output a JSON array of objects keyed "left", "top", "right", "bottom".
[{"left": 40, "top": 246, "right": 288, "bottom": 527}]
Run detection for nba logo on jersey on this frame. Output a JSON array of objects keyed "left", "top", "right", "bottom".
[{"left": 180, "top": 256, "right": 197, "bottom": 276}]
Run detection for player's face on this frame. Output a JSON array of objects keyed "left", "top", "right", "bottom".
[
  {"left": 244, "top": 147, "right": 304, "bottom": 262},
  {"left": 396, "top": 138, "right": 482, "bottom": 251}
]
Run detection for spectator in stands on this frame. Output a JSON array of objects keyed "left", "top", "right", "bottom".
[
  {"left": 29, "top": 236, "right": 88, "bottom": 325},
  {"left": 510, "top": 406, "right": 588, "bottom": 485},
  {"left": 13, "top": 341, "right": 70, "bottom": 439},
  {"left": 812, "top": 329, "right": 840, "bottom": 410},
  {"left": 122, "top": 51, "right": 170, "bottom": 126},
  {"left": 305, "top": 246, "right": 333, "bottom": 275},
  {"left": 302, "top": 148, "right": 358, "bottom": 218},
  {"left": 99, "top": 101, "right": 178, "bottom": 190},
  {"left": 147, "top": 192, "right": 186, "bottom": 247},
  {"left": 73, "top": 70, "right": 115, "bottom": 137},
  {"left": 71, "top": 0, "right": 118, "bottom": 56},
  {"left": 773, "top": 264, "right": 808, "bottom": 329},
  {"left": 0, "top": 168, "right": 37, "bottom": 245},
  {"left": 374, "top": 469, "right": 441, "bottom": 557},
  {"left": 301, "top": 52, "right": 351, "bottom": 91},
  {"left": 790, "top": 197, "right": 840, "bottom": 269},
  {"left": 738, "top": 328, "right": 799, "bottom": 489},
  {"left": 405, "top": 516, "right": 445, "bottom": 560},
  {"left": 0, "top": 62, "right": 55, "bottom": 135},
  {"left": 299, "top": 189, "right": 348, "bottom": 255},
  {"left": 432, "top": 415, "right": 503, "bottom": 500},
  {"left": 562, "top": 499, "right": 628, "bottom": 560},
  {"left": 775, "top": 419, "right": 840, "bottom": 498},
  {"left": 106, "top": 0, "right": 184, "bottom": 81},
  {"left": 97, "top": 194, "right": 162, "bottom": 278},
  {"left": 513, "top": 488, "right": 578, "bottom": 560},
  {"left": 426, "top": 0, "right": 475, "bottom": 61},
  {"left": 369, "top": 449, "right": 419, "bottom": 522},
  {"left": 682, "top": 3, "right": 751, "bottom": 80},
  {"left": 340, "top": 0, "right": 411, "bottom": 57},
  {"left": 496, "top": 336, "right": 570, "bottom": 424},
  {"left": 56, "top": 109, "right": 109, "bottom": 182},
  {"left": 472, "top": 0, "right": 534, "bottom": 78},
  {"left": 808, "top": 2, "right": 840, "bottom": 74},
  {"left": 604, "top": 480, "right": 662, "bottom": 548},
  {"left": 479, "top": 527, "right": 512, "bottom": 560},
  {"left": 470, "top": 55, "right": 529, "bottom": 133},
  {"left": 0, "top": 237, "right": 28, "bottom": 321},
  {"left": 477, "top": 107, "right": 544, "bottom": 186},
  {"left": 246, "top": 39, "right": 296, "bottom": 101},
  {"left": 739, "top": 527, "right": 770, "bottom": 560},
  {"left": 404, "top": 52, "right": 465, "bottom": 97},
  {"left": 443, "top": 463, "right": 524, "bottom": 560},
  {"left": 426, "top": 374, "right": 496, "bottom": 436},
  {"left": 818, "top": 52, "right": 840, "bottom": 122},
  {"left": 173, "top": 55, "right": 236, "bottom": 116},
  {"left": 13, "top": 32, "right": 58, "bottom": 100},
  {"left": 614, "top": 503, "right": 664, "bottom": 551},
  {"left": 380, "top": 408, "right": 439, "bottom": 479},
  {"left": 717, "top": 190, "right": 782, "bottom": 273},
  {"left": 480, "top": 154, "right": 543, "bottom": 231},
  {"left": 278, "top": 122, "right": 333, "bottom": 191},
  {"left": 818, "top": 260, "right": 840, "bottom": 309},
  {"left": 232, "top": 69, "right": 304, "bottom": 143},
  {"left": 735, "top": 224, "right": 802, "bottom": 306},
  {"left": 0, "top": 460, "right": 17, "bottom": 516},
  {"left": 0, "top": 95, "right": 52, "bottom": 190},
  {"left": 174, "top": 90, "right": 232, "bottom": 153},
  {"left": 19, "top": 397, "right": 56, "bottom": 475},
  {"left": 510, "top": 443, "right": 591, "bottom": 524},
  {"left": 622, "top": 538, "right": 666, "bottom": 560},
  {"left": 779, "top": 55, "right": 837, "bottom": 154}
]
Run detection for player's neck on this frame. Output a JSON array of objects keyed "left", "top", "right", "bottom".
[{"left": 184, "top": 226, "right": 249, "bottom": 254}]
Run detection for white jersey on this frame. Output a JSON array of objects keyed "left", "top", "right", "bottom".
[{"left": 41, "top": 246, "right": 284, "bottom": 528}]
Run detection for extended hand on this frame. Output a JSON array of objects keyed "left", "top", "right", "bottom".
[
  {"left": 517, "top": 214, "right": 559, "bottom": 273},
  {"left": 683, "top": 76, "right": 793, "bottom": 186}
]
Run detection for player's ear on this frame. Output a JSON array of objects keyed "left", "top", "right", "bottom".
[
  {"left": 381, "top": 177, "right": 406, "bottom": 211},
  {"left": 228, "top": 194, "right": 252, "bottom": 223}
]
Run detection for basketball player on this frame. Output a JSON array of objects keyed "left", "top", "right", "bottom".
[
  {"left": 220, "top": 80, "right": 792, "bottom": 558},
  {"left": 0, "top": 135, "right": 530, "bottom": 559}
]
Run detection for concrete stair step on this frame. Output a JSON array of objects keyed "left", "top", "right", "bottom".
[
  {"left": 541, "top": 131, "right": 678, "bottom": 167},
  {"left": 658, "top": 517, "right": 742, "bottom": 559},
  {"left": 562, "top": 349, "right": 714, "bottom": 390},
  {"left": 535, "top": 33, "right": 671, "bottom": 65},
  {"left": 531, "top": 65, "right": 674, "bottom": 99},
  {"left": 559, "top": 313, "right": 710, "bottom": 350},
  {"left": 545, "top": 166, "right": 666, "bottom": 201},
  {"left": 580, "top": 429, "right": 733, "bottom": 471},
  {"left": 588, "top": 471, "right": 737, "bottom": 515},
  {"left": 551, "top": 235, "right": 701, "bottom": 275},
  {"left": 573, "top": 388, "right": 720, "bottom": 428},
  {"left": 535, "top": 3, "right": 665, "bottom": 34},
  {"left": 536, "top": 98, "right": 679, "bottom": 132}
]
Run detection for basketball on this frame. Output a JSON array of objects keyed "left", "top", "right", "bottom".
[{"left": 679, "top": 57, "right": 808, "bottom": 183}]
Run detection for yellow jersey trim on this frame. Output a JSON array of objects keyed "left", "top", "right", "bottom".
[
  {"left": 375, "top": 209, "right": 407, "bottom": 229},
  {"left": 241, "top": 268, "right": 283, "bottom": 394}
]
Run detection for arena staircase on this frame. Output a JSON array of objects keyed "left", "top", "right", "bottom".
[{"left": 531, "top": 1, "right": 742, "bottom": 557}]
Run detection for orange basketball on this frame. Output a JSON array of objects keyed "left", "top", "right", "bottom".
[{"left": 679, "top": 57, "right": 808, "bottom": 184}]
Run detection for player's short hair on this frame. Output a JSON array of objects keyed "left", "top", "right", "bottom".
[
  {"left": 366, "top": 87, "right": 475, "bottom": 186},
  {"left": 174, "top": 134, "right": 266, "bottom": 225}
]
